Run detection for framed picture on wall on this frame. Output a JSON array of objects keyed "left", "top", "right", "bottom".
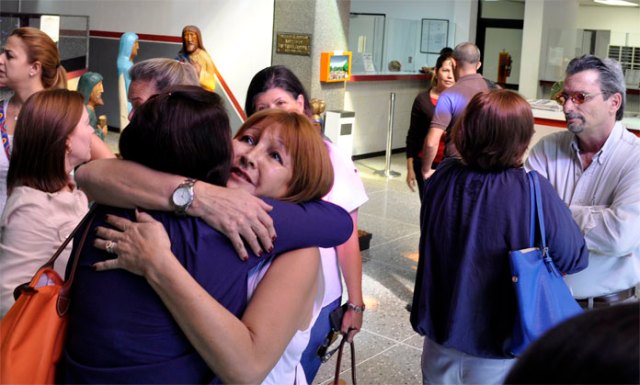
[{"left": 420, "top": 19, "right": 449, "bottom": 54}]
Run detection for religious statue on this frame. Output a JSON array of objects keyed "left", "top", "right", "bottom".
[
  {"left": 310, "top": 98, "right": 326, "bottom": 129},
  {"left": 117, "top": 32, "right": 139, "bottom": 130},
  {"left": 176, "top": 25, "right": 216, "bottom": 92},
  {"left": 77, "top": 71, "right": 108, "bottom": 140}
]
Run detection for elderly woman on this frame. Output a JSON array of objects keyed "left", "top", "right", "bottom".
[{"left": 410, "top": 89, "right": 588, "bottom": 384}]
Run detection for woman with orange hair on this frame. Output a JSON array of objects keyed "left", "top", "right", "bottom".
[{"left": 61, "top": 95, "right": 351, "bottom": 384}]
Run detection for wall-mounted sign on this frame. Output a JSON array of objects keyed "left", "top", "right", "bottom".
[
  {"left": 276, "top": 33, "right": 311, "bottom": 56},
  {"left": 420, "top": 19, "right": 449, "bottom": 54},
  {"left": 320, "top": 51, "right": 352, "bottom": 82}
]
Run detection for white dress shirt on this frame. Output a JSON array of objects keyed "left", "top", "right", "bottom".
[{"left": 526, "top": 122, "right": 640, "bottom": 298}]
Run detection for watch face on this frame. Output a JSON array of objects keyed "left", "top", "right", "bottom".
[{"left": 173, "top": 187, "right": 191, "bottom": 206}]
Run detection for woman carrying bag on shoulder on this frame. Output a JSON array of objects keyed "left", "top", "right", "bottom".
[{"left": 410, "top": 89, "right": 588, "bottom": 385}]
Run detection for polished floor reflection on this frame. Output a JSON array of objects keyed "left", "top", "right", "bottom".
[{"left": 314, "top": 153, "right": 422, "bottom": 385}]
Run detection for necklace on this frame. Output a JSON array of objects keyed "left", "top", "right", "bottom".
[{"left": 7, "top": 98, "right": 20, "bottom": 122}]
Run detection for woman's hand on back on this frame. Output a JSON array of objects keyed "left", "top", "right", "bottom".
[
  {"left": 192, "top": 183, "right": 276, "bottom": 260},
  {"left": 93, "top": 210, "right": 173, "bottom": 277}
]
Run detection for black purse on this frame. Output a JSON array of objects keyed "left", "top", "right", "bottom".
[
  {"left": 316, "top": 304, "right": 357, "bottom": 384},
  {"left": 317, "top": 304, "right": 347, "bottom": 362}
]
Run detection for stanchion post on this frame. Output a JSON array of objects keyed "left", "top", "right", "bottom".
[{"left": 374, "top": 92, "right": 401, "bottom": 177}]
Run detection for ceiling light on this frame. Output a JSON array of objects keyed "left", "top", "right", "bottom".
[{"left": 594, "top": 0, "right": 639, "bottom": 6}]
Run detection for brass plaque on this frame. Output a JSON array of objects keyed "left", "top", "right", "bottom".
[{"left": 276, "top": 33, "right": 311, "bottom": 56}]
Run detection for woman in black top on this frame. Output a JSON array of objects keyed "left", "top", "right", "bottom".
[{"left": 405, "top": 51, "right": 455, "bottom": 199}]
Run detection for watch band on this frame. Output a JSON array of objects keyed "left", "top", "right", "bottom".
[
  {"left": 172, "top": 178, "right": 196, "bottom": 216},
  {"left": 346, "top": 302, "right": 365, "bottom": 313}
]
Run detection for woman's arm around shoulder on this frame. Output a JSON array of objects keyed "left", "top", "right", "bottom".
[
  {"left": 76, "top": 159, "right": 275, "bottom": 257},
  {"left": 266, "top": 199, "right": 353, "bottom": 251}
]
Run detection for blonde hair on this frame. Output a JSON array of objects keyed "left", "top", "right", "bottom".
[{"left": 235, "top": 109, "right": 333, "bottom": 203}]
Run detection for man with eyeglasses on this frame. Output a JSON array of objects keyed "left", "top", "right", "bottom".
[{"left": 526, "top": 54, "right": 640, "bottom": 310}]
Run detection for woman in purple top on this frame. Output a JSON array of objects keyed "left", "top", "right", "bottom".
[
  {"left": 410, "top": 90, "right": 588, "bottom": 385},
  {"left": 59, "top": 87, "right": 352, "bottom": 384}
]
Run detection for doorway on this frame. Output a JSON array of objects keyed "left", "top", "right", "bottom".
[{"left": 476, "top": 1, "right": 524, "bottom": 90}]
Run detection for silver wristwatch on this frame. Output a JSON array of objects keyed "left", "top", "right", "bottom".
[{"left": 171, "top": 178, "right": 196, "bottom": 216}]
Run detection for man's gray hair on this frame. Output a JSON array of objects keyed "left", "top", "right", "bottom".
[
  {"left": 129, "top": 58, "right": 199, "bottom": 92},
  {"left": 453, "top": 42, "right": 481, "bottom": 64},
  {"left": 566, "top": 54, "right": 626, "bottom": 121}
]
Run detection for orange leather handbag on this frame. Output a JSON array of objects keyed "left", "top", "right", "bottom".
[{"left": 0, "top": 205, "right": 96, "bottom": 384}]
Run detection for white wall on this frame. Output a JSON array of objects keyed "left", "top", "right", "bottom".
[
  {"left": 519, "top": 0, "right": 544, "bottom": 99},
  {"left": 577, "top": 5, "right": 640, "bottom": 46},
  {"left": 21, "top": 0, "right": 274, "bottom": 109},
  {"left": 347, "top": 1, "right": 478, "bottom": 155},
  {"left": 481, "top": 0, "right": 524, "bottom": 19},
  {"left": 351, "top": 0, "right": 460, "bottom": 68}
]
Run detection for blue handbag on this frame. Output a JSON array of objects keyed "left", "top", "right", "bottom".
[{"left": 508, "top": 171, "right": 582, "bottom": 356}]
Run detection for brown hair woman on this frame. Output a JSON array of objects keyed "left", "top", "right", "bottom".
[
  {"left": 411, "top": 89, "right": 588, "bottom": 385},
  {"left": 0, "top": 89, "right": 93, "bottom": 317}
]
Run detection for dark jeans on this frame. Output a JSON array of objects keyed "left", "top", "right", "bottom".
[
  {"left": 413, "top": 157, "right": 439, "bottom": 202},
  {"left": 413, "top": 157, "right": 426, "bottom": 201}
]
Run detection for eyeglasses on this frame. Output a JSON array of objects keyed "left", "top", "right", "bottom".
[{"left": 555, "top": 92, "right": 602, "bottom": 106}]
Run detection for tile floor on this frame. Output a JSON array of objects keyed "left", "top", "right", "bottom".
[
  {"left": 314, "top": 153, "right": 423, "bottom": 385},
  {"left": 105, "top": 132, "right": 423, "bottom": 384}
]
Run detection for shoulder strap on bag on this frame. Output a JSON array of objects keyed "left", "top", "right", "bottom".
[
  {"left": 530, "top": 172, "right": 547, "bottom": 251},
  {"left": 41, "top": 203, "right": 97, "bottom": 269},
  {"left": 56, "top": 204, "right": 97, "bottom": 316},
  {"left": 12, "top": 204, "right": 98, "bottom": 305},
  {"left": 526, "top": 172, "right": 535, "bottom": 247}
]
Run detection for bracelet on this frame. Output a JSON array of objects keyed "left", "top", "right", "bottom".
[{"left": 346, "top": 302, "right": 365, "bottom": 313}]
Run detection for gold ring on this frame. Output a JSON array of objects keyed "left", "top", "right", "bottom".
[{"left": 105, "top": 240, "right": 117, "bottom": 254}]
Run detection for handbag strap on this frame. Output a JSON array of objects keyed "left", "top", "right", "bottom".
[
  {"left": 527, "top": 171, "right": 549, "bottom": 256},
  {"left": 526, "top": 172, "right": 535, "bottom": 247},
  {"left": 332, "top": 336, "right": 357, "bottom": 385},
  {"left": 41, "top": 203, "right": 97, "bottom": 269},
  {"left": 56, "top": 204, "right": 97, "bottom": 315},
  {"left": 529, "top": 172, "right": 547, "bottom": 251}
]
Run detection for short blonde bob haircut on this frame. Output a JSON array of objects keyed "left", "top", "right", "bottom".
[{"left": 234, "top": 109, "right": 333, "bottom": 203}]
